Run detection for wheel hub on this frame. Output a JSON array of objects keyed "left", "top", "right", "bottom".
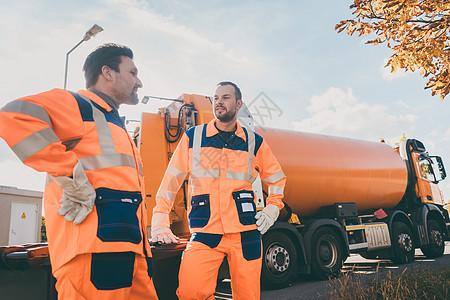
[
  {"left": 430, "top": 229, "right": 443, "bottom": 247},
  {"left": 398, "top": 233, "right": 413, "bottom": 252},
  {"left": 318, "top": 240, "right": 337, "bottom": 268},
  {"left": 266, "top": 244, "right": 290, "bottom": 274}
]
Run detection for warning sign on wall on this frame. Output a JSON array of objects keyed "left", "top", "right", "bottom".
[{"left": 21, "top": 212, "right": 26, "bottom": 219}]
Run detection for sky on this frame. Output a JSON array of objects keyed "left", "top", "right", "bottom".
[{"left": 0, "top": 0, "right": 449, "bottom": 201}]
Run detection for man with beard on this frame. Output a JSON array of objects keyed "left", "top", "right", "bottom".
[
  {"left": 0, "top": 43, "right": 158, "bottom": 299},
  {"left": 151, "top": 81, "right": 286, "bottom": 299}
]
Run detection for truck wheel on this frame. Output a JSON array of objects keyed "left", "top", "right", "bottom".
[
  {"left": 420, "top": 219, "right": 445, "bottom": 258},
  {"left": 391, "top": 222, "right": 415, "bottom": 264},
  {"left": 261, "top": 231, "right": 298, "bottom": 289},
  {"left": 360, "top": 252, "right": 378, "bottom": 259},
  {"left": 311, "top": 227, "right": 344, "bottom": 280}
]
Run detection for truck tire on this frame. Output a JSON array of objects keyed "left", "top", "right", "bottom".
[
  {"left": 420, "top": 219, "right": 445, "bottom": 258},
  {"left": 360, "top": 251, "right": 378, "bottom": 259},
  {"left": 261, "top": 231, "right": 298, "bottom": 289},
  {"left": 391, "top": 222, "right": 415, "bottom": 264},
  {"left": 311, "top": 227, "right": 344, "bottom": 280}
]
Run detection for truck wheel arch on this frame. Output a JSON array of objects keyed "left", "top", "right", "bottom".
[
  {"left": 421, "top": 204, "right": 445, "bottom": 231},
  {"left": 302, "top": 219, "right": 349, "bottom": 264},
  {"left": 266, "top": 222, "right": 308, "bottom": 267},
  {"left": 387, "top": 210, "right": 414, "bottom": 233}
]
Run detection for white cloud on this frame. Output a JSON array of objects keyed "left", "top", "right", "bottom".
[
  {"left": 396, "top": 100, "right": 410, "bottom": 108},
  {"left": 293, "top": 87, "right": 417, "bottom": 145},
  {"left": 104, "top": 0, "right": 259, "bottom": 68}
]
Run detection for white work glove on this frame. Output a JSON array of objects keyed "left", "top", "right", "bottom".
[
  {"left": 151, "top": 212, "right": 180, "bottom": 244},
  {"left": 52, "top": 161, "right": 96, "bottom": 225},
  {"left": 255, "top": 204, "right": 280, "bottom": 235}
]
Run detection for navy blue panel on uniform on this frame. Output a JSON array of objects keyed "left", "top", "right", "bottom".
[
  {"left": 90, "top": 101, "right": 126, "bottom": 130},
  {"left": 240, "top": 229, "right": 261, "bottom": 261},
  {"left": 70, "top": 91, "right": 94, "bottom": 122},
  {"left": 186, "top": 126, "right": 196, "bottom": 149},
  {"left": 95, "top": 187, "right": 142, "bottom": 244},
  {"left": 190, "top": 232, "right": 223, "bottom": 248},
  {"left": 254, "top": 132, "right": 263, "bottom": 155},
  {"left": 90, "top": 252, "right": 135, "bottom": 290},
  {"left": 146, "top": 257, "right": 153, "bottom": 279},
  {"left": 188, "top": 124, "right": 259, "bottom": 153},
  {"left": 188, "top": 194, "right": 211, "bottom": 228},
  {"left": 202, "top": 134, "right": 225, "bottom": 149}
]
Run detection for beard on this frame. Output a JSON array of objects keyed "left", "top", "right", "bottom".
[
  {"left": 215, "top": 107, "right": 236, "bottom": 122},
  {"left": 130, "top": 91, "right": 139, "bottom": 105}
]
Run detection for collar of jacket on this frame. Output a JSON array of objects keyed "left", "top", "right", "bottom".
[
  {"left": 77, "top": 89, "right": 114, "bottom": 112},
  {"left": 205, "top": 119, "right": 247, "bottom": 142}
]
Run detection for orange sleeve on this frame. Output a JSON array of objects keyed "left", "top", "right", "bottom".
[
  {"left": 153, "top": 132, "right": 190, "bottom": 214},
  {"left": 256, "top": 139, "right": 286, "bottom": 210},
  {"left": 0, "top": 89, "right": 82, "bottom": 177}
]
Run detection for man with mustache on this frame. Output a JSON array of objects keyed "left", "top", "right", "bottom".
[
  {"left": 0, "top": 43, "right": 158, "bottom": 299},
  {"left": 151, "top": 81, "right": 286, "bottom": 299}
]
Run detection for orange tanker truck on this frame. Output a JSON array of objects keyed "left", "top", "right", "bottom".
[
  {"left": 138, "top": 93, "right": 449, "bottom": 291},
  {"left": 1, "top": 92, "right": 449, "bottom": 299}
]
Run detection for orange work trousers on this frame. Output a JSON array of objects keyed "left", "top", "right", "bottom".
[
  {"left": 53, "top": 252, "right": 158, "bottom": 300},
  {"left": 177, "top": 230, "right": 262, "bottom": 300}
]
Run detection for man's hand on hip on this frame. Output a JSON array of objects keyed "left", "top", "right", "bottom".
[
  {"left": 255, "top": 204, "right": 280, "bottom": 235},
  {"left": 52, "top": 161, "right": 96, "bottom": 225}
]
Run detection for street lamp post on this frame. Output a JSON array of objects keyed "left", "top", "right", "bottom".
[{"left": 64, "top": 24, "right": 103, "bottom": 90}]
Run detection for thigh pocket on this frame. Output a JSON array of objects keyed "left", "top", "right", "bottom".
[
  {"left": 95, "top": 188, "right": 142, "bottom": 244},
  {"left": 91, "top": 252, "right": 135, "bottom": 290},
  {"left": 188, "top": 194, "right": 211, "bottom": 228},
  {"left": 233, "top": 190, "right": 256, "bottom": 225},
  {"left": 240, "top": 230, "right": 262, "bottom": 261}
]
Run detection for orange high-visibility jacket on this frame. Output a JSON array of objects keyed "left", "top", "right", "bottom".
[
  {"left": 154, "top": 119, "right": 286, "bottom": 234},
  {"left": 0, "top": 89, "right": 151, "bottom": 271}
]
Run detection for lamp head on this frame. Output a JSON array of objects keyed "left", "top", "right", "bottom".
[{"left": 83, "top": 24, "right": 104, "bottom": 41}]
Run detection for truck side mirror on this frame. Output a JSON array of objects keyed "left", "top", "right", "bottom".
[{"left": 430, "top": 156, "right": 446, "bottom": 181}]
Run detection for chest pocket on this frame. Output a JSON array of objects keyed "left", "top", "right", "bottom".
[
  {"left": 95, "top": 188, "right": 142, "bottom": 244},
  {"left": 233, "top": 190, "right": 257, "bottom": 225}
]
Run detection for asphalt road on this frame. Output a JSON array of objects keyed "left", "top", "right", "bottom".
[{"left": 215, "top": 241, "right": 450, "bottom": 300}]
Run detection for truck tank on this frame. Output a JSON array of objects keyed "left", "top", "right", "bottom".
[{"left": 256, "top": 127, "right": 408, "bottom": 216}]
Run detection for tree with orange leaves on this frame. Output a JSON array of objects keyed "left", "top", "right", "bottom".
[{"left": 336, "top": 0, "right": 450, "bottom": 99}]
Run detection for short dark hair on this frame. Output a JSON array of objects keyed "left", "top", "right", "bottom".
[
  {"left": 83, "top": 43, "right": 134, "bottom": 88},
  {"left": 217, "top": 81, "right": 242, "bottom": 101}
]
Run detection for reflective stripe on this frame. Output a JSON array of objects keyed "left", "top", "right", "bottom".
[
  {"left": 156, "top": 188, "right": 177, "bottom": 202},
  {"left": 78, "top": 94, "right": 115, "bottom": 154},
  {"left": 166, "top": 166, "right": 187, "bottom": 179},
  {"left": 192, "top": 124, "right": 205, "bottom": 170},
  {"left": 138, "top": 163, "right": 144, "bottom": 177},
  {"left": 11, "top": 127, "right": 59, "bottom": 161},
  {"left": 1, "top": 100, "right": 52, "bottom": 126},
  {"left": 191, "top": 125, "right": 220, "bottom": 179},
  {"left": 191, "top": 169, "right": 220, "bottom": 178},
  {"left": 262, "top": 170, "right": 285, "bottom": 184},
  {"left": 80, "top": 153, "right": 137, "bottom": 171},
  {"left": 246, "top": 130, "right": 255, "bottom": 174},
  {"left": 268, "top": 185, "right": 284, "bottom": 196},
  {"left": 226, "top": 171, "right": 256, "bottom": 183}
]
